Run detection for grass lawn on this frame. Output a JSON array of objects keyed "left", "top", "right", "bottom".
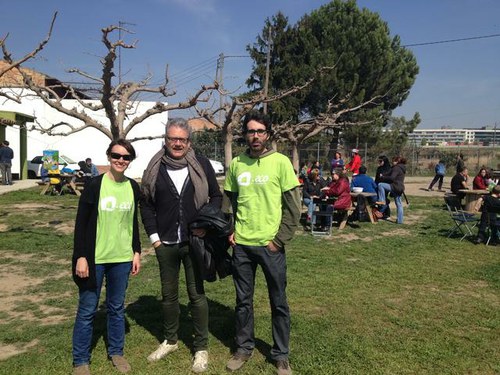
[{"left": 0, "top": 189, "right": 498, "bottom": 374}]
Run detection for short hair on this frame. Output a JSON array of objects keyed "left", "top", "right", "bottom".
[
  {"left": 85, "top": 158, "right": 92, "bottom": 163},
  {"left": 493, "top": 185, "right": 500, "bottom": 195},
  {"left": 392, "top": 156, "right": 407, "bottom": 164},
  {"left": 165, "top": 118, "right": 192, "bottom": 139},
  {"left": 106, "top": 138, "right": 136, "bottom": 160},
  {"left": 378, "top": 155, "right": 389, "bottom": 164},
  {"left": 359, "top": 165, "right": 367, "bottom": 174},
  {"left": 242, "top": 110, "right": 273, "bottom": 134},
  {"left": 332, "top": 167, "right": 348, "bottom": 180},
  {"left": 3, "top": 140, "right": 9, "bottom": 146},
  {"left": 308, "top": 169, "right": 319, "bottom": 181}
]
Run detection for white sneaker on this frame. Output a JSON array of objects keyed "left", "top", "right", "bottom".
[
  {"left": 147, "top": 340, "right": 179, "bottom": 362},
  {"left": 192, "top": 350, "right": 208, "bottom": 373}
]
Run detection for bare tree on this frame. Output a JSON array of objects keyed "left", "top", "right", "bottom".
[
  {"left": 0, "top": 12, "right": 57, "bottom": 104},
  {"left": 7, "top": 23, "right": 218, "bottom": 141},
  {"left": 196, "top": 67, "right": 334, "bottom": 168},
  {"left": 273, "top": 93, "right": 386, "bottom": 170}
]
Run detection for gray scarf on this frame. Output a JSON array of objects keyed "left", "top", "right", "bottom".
[{"left": 141, "top": 147, "right": 209, "bottom": 209}]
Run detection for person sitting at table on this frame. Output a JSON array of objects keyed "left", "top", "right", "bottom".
[
  {"left": 375, "top": 155, "right": 392, "bottom": 217},
  {"left": 451, "top": 167, "right": 469, "bottom": 200},
  {"left": 375, "top": 156, "right": 406, "bottom": 224},
  {"left": 474, "top": 185, "right": 500, "bottom": 245},
  {"left": 472, "top": 167, "right": 489, "bottom": 190},
  {"left": 351, "top": 165, "right": 377, "bottom": 204},
  {"left": 320, "top": 168, "right": 351, "bottom": 227},
  {"left": 322, "top": 168, "right": 351, "bottom": 210},
  {"left": 302, "top": 168, "right": 327, "bottom": 224}
]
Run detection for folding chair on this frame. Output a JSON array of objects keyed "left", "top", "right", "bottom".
[
  {"left": 444, "top": 195, "right": 479, "bottom": 241},
  {"left": 311, "top": 197, "right": 335, "bottom": 236}
]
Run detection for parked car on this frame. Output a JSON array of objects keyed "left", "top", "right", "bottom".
[
  {"left": 209, "top": 159, "right": 224, "bottom": 175},
  {"left": 27, "top": 155, "right": 80, "bottom": 178}
]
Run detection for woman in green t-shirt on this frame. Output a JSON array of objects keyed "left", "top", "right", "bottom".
[{"left": 71, "top": 139, "right": 142, "bottom": 375}]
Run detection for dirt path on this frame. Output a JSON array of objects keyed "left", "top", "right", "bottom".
[{"left": 404, "top": 176, "right": 451, "bottom": 197}]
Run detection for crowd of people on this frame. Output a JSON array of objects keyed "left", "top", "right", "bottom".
[{"left": 300, "top": 151, "right": 407, "bottom": 227}]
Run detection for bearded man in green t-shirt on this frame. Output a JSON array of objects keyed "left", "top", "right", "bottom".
[{"left": 223, "top": 110, "right": 301, "bottom": 375}]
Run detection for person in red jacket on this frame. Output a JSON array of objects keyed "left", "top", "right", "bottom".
[
  {"left": 472, "top": 168, "right": 489, "bottom": 190},
  {"left": 345, "top": 149, "right": 362, "bottom": 176},
  {"left": 322, "top": 168, "right": 351, "bottom": 210}
]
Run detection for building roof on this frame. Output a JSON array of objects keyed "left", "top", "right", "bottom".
[
  {"left": 188, "top": 117, "right": 217, "bottom": 132},
  {"left": 0, "top": 60, "right": 91, "bottom": 99}
]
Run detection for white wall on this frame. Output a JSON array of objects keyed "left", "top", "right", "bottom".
[{"left": 1, "top": 89, "right": 167, "bottom": 178}]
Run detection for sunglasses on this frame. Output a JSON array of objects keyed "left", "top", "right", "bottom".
[{"left": 110, "top": 152, "right": 133, "bottom": 161}]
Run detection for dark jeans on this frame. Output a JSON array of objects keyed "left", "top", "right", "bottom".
[
  {"left": 428, "top": 174, "right": 444, "bottom": 190},
  {"left": 232, "top": 244, "right": 290, "bottom": 361},
  {"left": 155, "top": 242, "right": 208, "bottom": 351}
]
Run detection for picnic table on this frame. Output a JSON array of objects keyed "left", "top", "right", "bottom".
[
  {"left": 350, "top": 192, "right": 377, "bottom": 224},
  {"left": 39, "top": 173, "right": 81, "bottom": 196},
  {"left": 459, "top": 189, "right": 488, "bottom": 212}
]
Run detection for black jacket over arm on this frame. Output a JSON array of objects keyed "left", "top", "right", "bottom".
[{"left": 72, "top": 174, "right": 142, "bottom": 290}]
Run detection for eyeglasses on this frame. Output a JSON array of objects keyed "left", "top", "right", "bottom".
[
  {"left": 110, "top": 152, "right": 133, "bottom": 161},
  {"left": 166, "top": 136, "right": 189, "bottom": 144},
  {"left": 245, "top": 129, "right": 267, "bottom": 136}
]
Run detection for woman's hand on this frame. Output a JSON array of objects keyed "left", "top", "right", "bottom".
[
  {"left": 131, "top": 252, "right": 141, "bottom": 275},
  {"left": 75, "top": 257, "right": 89, "bottom": 279}
]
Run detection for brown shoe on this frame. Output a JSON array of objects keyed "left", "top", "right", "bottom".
[
  {"left": 276, "top": 359, "right": 292, "bottom": 375},
  {"left": 226, "top": 352, "right": 252, "bottom": 372},
  {"left": 110, "top": 355, "right": 131, "bottom": 373},
  {"left": 73, "top": 364, "right": 90, "bottom": 375}
]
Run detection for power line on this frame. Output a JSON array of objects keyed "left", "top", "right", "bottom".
[{"left": 404, "top": 33, "right": 500, "bottom": 47}]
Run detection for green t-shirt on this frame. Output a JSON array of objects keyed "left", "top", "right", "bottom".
[
  {"left": 95, "top": 174, "right": 135, "bottom": 264},
  {"left": 224, "top": 152, "right": 299, "bottom": 246}
]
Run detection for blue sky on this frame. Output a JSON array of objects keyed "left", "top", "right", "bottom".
[{"left": 1, "top": 0, "right": 500, "bottom": 129}]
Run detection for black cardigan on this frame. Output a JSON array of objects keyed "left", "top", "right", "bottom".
[{"left": 72, "top": 174, "right": 142, "bottom": 289}]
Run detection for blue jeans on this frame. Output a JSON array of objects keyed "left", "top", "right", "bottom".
[
  {"left": 377, "top": 183, "right": 404, "bottom": 224},
  {"left": 72, "top": 262, "right": 132, "bottom": 366},
  {"left": 303, "top": 197, "right": 316, "bottom": 223},
  {"left": 232, "top": 244, "right": 290, "bottom": 361}
]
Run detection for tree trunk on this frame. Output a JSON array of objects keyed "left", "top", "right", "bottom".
[
  {"left": 224, "top": 130, "right": 233, "bottom": 170},
  {"left": 327, "top": 128, "right": 341, "bottom": 160},
  {"left": 291, "top": 142, "right": 299, "bottom": 172}
]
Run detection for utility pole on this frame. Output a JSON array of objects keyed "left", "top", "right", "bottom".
[
  {"left": 263, "top": 25, "right": 272, "bottom": 114},
  {"left": 118, "top": 21, "right": 136, "bottom": 85},
  {"left": 216, "top": 53, "right": 225, "bottom": 123}
]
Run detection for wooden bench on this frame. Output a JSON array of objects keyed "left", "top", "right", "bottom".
[
  {"left": 37, "top": 181, "right": 50, "bottom": 195},
  {"left": 338, "top": 207, "right": 355, "bottom": 230},
  {"left": 75, "top": 182, "right": 86, "bottom": 191}
]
